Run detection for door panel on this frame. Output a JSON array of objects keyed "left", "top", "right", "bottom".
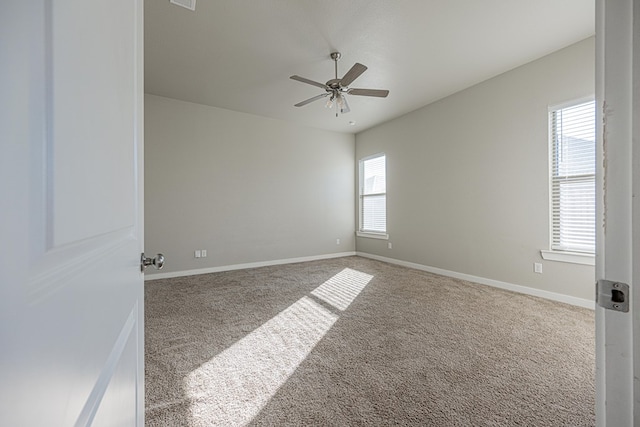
[
  {"left": 0, "top": 0, "right": 144, "bottom": 425},
  {"left": 52, "top": 0, "right": 136, "bottom": 246},
  {"left": 82, "top": 306, "right": 139, "bottom": 427}
]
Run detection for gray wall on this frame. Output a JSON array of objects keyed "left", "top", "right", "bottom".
[
  {"left": 355, "top": 37, "right": 595, "bottom": 301},
  {"left": 145, "top": 94, "right": 355, "bottom": 275}
]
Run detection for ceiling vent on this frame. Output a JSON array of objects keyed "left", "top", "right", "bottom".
[{"left": 170, "top": 0, "right": 196, "bottom": 11}]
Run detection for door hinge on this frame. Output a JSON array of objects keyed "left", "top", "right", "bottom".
[{"left": 596, "top": 279, "right": 629, "bottom": 312}]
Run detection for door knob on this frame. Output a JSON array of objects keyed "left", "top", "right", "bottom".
[{"left": 141, "top": 253, "right": 165, "bottom": 272}]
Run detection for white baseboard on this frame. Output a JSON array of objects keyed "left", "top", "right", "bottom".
[
  {"left": 356, "top": 252, "right": 595, "bottom": 310},
  {"left": 145, "top": 250, "right": 594, "bottom": 310},
  {"left": 144, "top": 251, "right": 358, "bottom": 281}
]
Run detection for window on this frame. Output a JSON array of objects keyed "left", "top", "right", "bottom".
[
  {"left": 548, "top": 100, "right": 596, "bottom": 256},
  {"left": 358, "top": 154, "right": 387, "bottom": 238}
]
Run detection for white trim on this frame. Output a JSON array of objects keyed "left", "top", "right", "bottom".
[
  {"left": 145, "top": 250, "right": 594, "bottom": 310},
  {"left": 547, "top": 99, "right": 597, "bottom": 256},
  {"left": 359, "top": 152, "right": 386, "bottom": 163},
  {"left": 356, "top": 252, "right": 594, "bottom": 310},
  {"left": 548, "top": 95, "right": 596, "bottom": 113},
  {"left": 540, "top": 249, "right": 595, "bottom": 266},
  {"left": 358, "top": 152, "right": 386, "bottom": 236},
  {"left": 356, "top": 231, "right": 389, "bottom": 240},
  {"left": 144, "top": 252, "right": 357, "bottom": 281}
]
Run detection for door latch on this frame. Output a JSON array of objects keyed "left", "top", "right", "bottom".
[{"left": 596, "top": 279, "right": 629, "bottom": 312}]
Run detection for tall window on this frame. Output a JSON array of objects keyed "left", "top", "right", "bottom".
[
  {"left": 550, "top": 100, "right": 596, "bottom": 254},
  {"left": 359, "top": 154, "right": 386, "bottom": 236}
]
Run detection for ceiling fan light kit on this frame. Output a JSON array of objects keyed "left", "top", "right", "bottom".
[{"left": 290, "top": 52, "right": 389, "bottom": 117}]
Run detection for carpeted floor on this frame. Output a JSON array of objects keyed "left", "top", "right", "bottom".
[{"left": 145, "top": 256, "right": 595, "bottom": 426}]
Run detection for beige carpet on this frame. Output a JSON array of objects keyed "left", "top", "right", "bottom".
[{"left": 145, "top": 256, "right": 595, "bottom": 426}]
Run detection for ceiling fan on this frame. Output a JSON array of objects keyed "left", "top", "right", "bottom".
[{"left": 290, "top": 52, "right": 389, "bottom": 117}]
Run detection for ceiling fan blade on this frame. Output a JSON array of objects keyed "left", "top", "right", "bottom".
[
  {"left": 294, "top": 93, "right": 328, "bottom": 107},
  {"left": 348, "top": 88, "right": 389, "bottom": 98},
  {"left": 290, "top": 75, "right": 328, "bottom": 90},
  {"left": 340, "top": 95, "right": 350, "bottom": 114},
  {"left": 340, "top": 63, "right": 367, "bottom": 87}
]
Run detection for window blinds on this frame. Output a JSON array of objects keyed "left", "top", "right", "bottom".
[
  {"left": 550, "top": 100, "right": 596, "bottom": 253},
  {"left": 360, "top": 155, "right": 386, "bottom": 233}
]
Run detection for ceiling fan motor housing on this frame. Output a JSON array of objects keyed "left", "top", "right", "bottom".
[{"left": 327, "top": 79, "right": 342, "bottom": 90}]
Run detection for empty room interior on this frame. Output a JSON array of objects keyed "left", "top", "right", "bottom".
[{"left": 143, "top": 1, "right": 596, "bottom": 425}]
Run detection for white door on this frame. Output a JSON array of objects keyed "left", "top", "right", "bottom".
[
  {"left": 0, "top": 0, "right": 145, "bottom": 426},
  {"left": 595, "top": 0, "right": 639, "bottom": 425}
]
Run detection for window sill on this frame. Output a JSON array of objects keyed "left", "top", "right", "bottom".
[
  {"left": 356, "top": 231, "right": 389, "bottom": 240},
  {"left": 540, "top": 250, "right": 595, "bottom": 266}
]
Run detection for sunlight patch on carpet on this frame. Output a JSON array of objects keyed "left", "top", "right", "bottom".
[
  {"left": 184, "top": 268, "right": 372, "bottom": 426},
  {"left": 311, "top": 268, "right": 373, "bottom": 311}
]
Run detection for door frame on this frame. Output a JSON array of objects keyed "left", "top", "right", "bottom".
[{"left": 595, "top": 0, "right": 639, "bottom": 425}]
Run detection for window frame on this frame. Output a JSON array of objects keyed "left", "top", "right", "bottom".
[
  {"left": 541, "top": 97, "right": 595, "bottom": 265},
  {"left": 357, "top": 153, "right": 388, "bottom": 240}
]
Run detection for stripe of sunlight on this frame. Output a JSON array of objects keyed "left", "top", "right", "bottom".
[
  {"left": 185, "top": 296, "right": 335, "bottom": 426},
  {"left": 184, "top": 268, "right": 373, "bottom": 426},
  {"left": 310, "top": 268, "right": 373, "bottom": 311}
]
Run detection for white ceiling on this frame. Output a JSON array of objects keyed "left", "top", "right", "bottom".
[{"left": 145, "top": 1, "right": 594, "bottom": 134}]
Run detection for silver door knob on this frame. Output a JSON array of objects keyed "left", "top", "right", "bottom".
[{"left": 141, "top": 253, "right": 165, "bottom": 271}]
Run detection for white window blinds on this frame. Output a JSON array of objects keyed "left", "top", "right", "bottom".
[
  {"left": 360, "top": 154, "right": 386, "bottom": 233},
  {"left": 550, "top": 100, "right": 596, "bottom": 253}
]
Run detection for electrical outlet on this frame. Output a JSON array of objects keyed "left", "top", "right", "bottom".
[
  {"left": 534, "top": 262, "right": 543, "bottom": 274},
  {"left": 201, "top": 249, "right": 207, "bottom": 257},
  {"left": 388, "top": 242, "right": 392, "bottom": 249},
  {"left": 336, "top": 238, "right": 340, "bottom": 245},
  {"left": 195, "top": 250, "right": 201, "bottom": 258}
]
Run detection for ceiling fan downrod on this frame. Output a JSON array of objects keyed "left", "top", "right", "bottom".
[
  {"left": 330, "top": 52, "right": 342, "bottom": 116},
  {"left": 330, "top": 51, "right": 341, "bottom": 80}
]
